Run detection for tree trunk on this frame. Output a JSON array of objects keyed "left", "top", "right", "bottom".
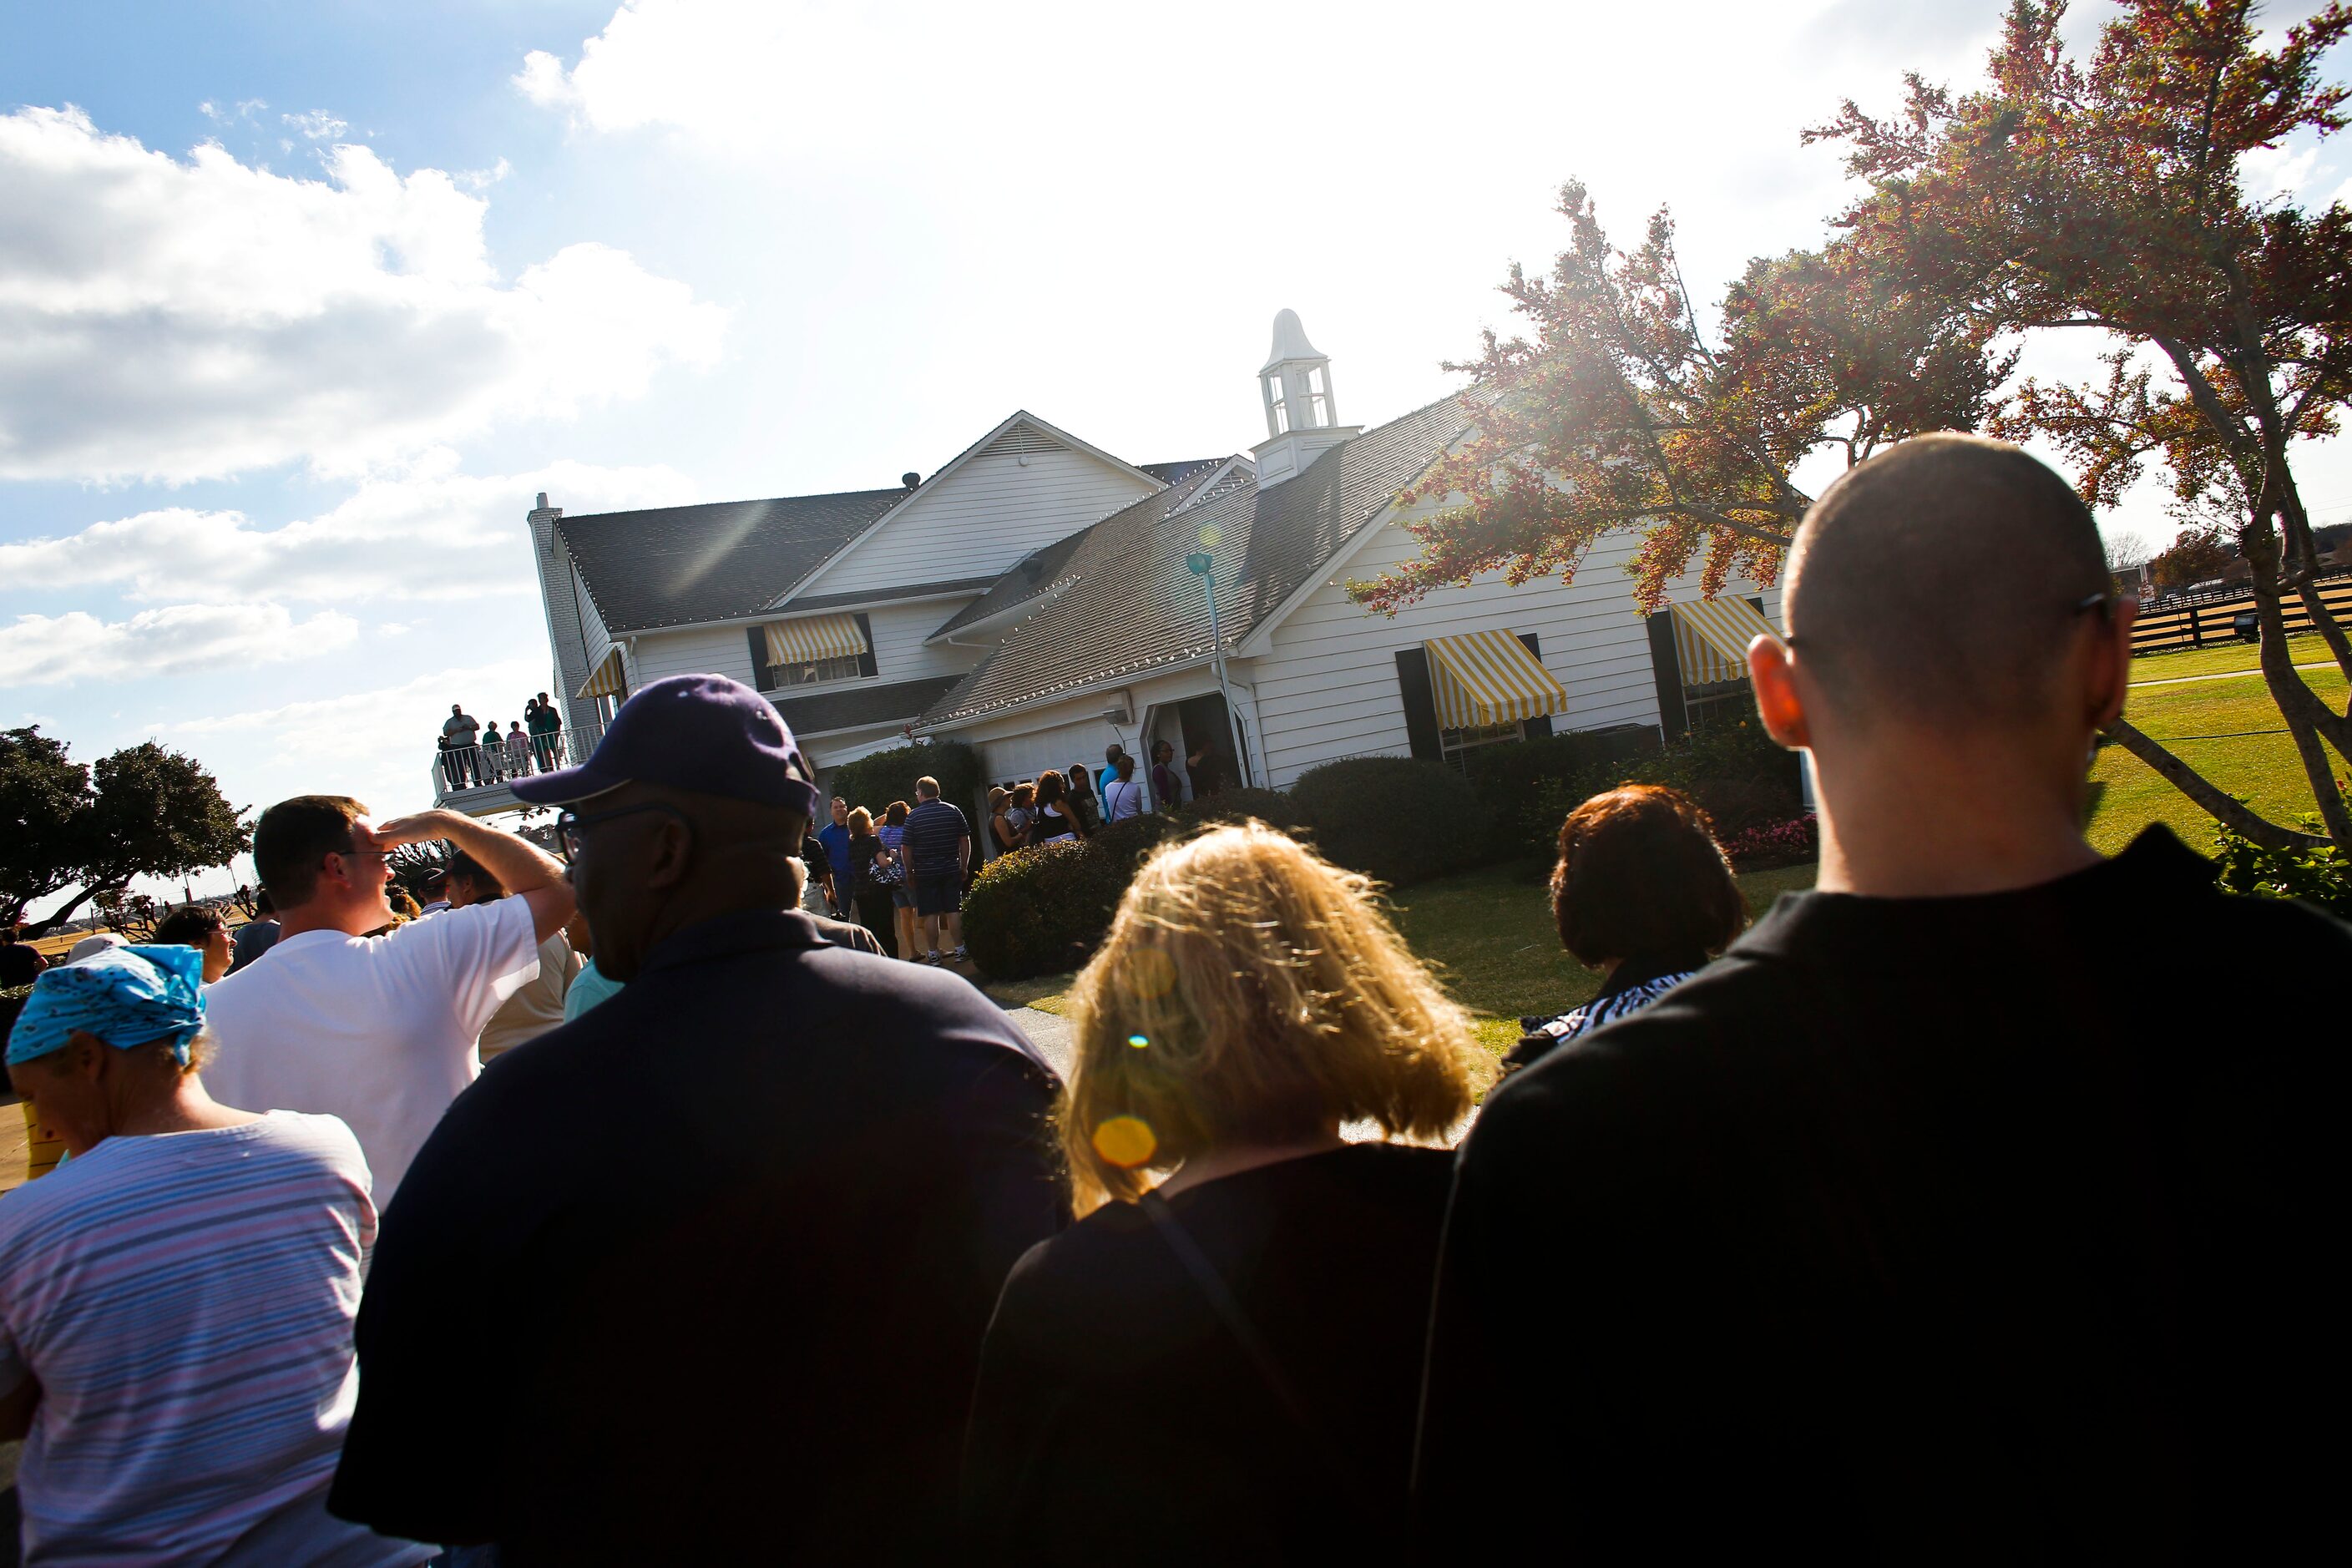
[
  {"left": 2279, "top": 481, "right": 2352, "bottom": 692},
  {"left": 2242, "top": 527, "right": 2352, "bottom": 852},
  {"left": 2100, "top": 718, "right": 2327, "bottom": 851},
  {"left": 23, "top": 881, "right": 122, "bottom": 941}
]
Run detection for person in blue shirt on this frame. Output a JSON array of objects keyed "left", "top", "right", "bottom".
[{"left": 817, "top": 796, "right": 854, "bottom": 918}]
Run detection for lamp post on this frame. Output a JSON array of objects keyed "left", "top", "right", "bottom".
[{"left": 1186, "top": 551, "right": 1255, "bottom": 788}]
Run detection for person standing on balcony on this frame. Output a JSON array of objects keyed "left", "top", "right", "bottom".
[
  {"left": 200, "top": 797, "right": 572, "bottom": 1204},
  {"left": 441, "top": 705, "right": 480, "bottom": 789},
  {"left": 503, "top": 721, "right": 532, "bottom": 782},
  {"left": 529, "top": 692, "right": 563, "bottom": 771}
]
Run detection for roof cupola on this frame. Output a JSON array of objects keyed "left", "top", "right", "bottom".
[{"left": 1251, "top": 309, "right": 1361, "bottom": 489}]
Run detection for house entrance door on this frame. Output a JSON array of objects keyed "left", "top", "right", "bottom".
[{"left": 1173, "top": 692, "right": 1248, "bottom": 800}]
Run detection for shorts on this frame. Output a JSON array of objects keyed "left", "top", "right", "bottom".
[
  {"left": 890, "top": 884, "right": 916, "bottom": 909},
  {"left": 914, "top": 874, "right": 963, "bottom": 917}
]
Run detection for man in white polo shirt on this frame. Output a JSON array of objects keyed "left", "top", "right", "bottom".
[{"left": 205, "top": 795, "right": 574, "bottom": 1204}]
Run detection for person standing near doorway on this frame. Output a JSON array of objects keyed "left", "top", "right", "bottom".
[{"left": 1150, "top": 740, "right": 1183, "bottom": 812}]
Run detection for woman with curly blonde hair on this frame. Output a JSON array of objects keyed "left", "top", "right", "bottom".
[{"left": 964, "top": 822, "right": 1483, "bottom": 1565}]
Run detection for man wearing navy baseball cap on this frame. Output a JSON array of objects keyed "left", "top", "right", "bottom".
[{"left": 331, "top": 675, "right": 1067, "bottom": 1563}]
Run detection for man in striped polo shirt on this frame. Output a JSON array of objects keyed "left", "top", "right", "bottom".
[{"left": 902, "top": 773, "right": 972, "bottom": 964}]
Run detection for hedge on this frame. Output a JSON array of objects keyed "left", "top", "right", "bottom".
[
  {"left": 827, "top": 741, "right": 983, "bottom": 820},
  {"left": 962, "top": 839, "right": 1130, "bottom": 979},
  {"left": 1286, "top": 756, "right": 1485, "bottom": 888}
]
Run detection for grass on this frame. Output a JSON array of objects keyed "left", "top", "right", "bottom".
[
  {"left": 2127, "top": 631, "right": 2334, "bottom": 684},
  {"left": 2092, "top": 651, "right": 2347, "bottom": 855},
  {"left": 985, "top": 861, "right": 1821, "bottom": 1056}
]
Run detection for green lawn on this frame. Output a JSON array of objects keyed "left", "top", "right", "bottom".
[
  {"left": 2127, "top": 631, "right": 2332, "bottom": 685},
  {"left": 2092, "top": 653, "right": 2347, "bottom": 855}
]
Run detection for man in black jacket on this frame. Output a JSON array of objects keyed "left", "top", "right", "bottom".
[
  {"left": 1416, "top": 435, "right": 2349, "bottom": 1560},
  {"left": 331, "top": 675, "right": 1065, "bottom": 1563}
]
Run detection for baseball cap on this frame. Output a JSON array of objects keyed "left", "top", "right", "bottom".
[{"left": 511, "top": 674, "right": 822, "bottom": 818}]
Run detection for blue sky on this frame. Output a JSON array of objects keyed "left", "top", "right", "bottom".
[{"left": 3, "top": 1, "right": 2348, "bottom": 902}]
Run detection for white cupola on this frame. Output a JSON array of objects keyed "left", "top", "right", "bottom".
[{"left": 1251, "top": 309, "right": 1361, "bottom": 489}]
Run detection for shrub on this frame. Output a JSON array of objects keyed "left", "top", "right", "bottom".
[
  {"left": 829, "top": 741, "right": 983, "bottom": 820},
  {"left": 1489, "top": 720, "right": 1802, "bottom": 864},
  {"left": 964, "top": 840, "right": 1130, "bottom": 980},
  {"left": 2212, "top": 813, "right": 2352, "bottom": 918},
  {"left": 1176, "top": 787, "right": 1307, "bottom": 832},
  {"left": 1287, "top": 756, "right": 1485, "bottom": 887},
  {"left": 1085, "top": 812, "right": 1182, "bottom": 877}
]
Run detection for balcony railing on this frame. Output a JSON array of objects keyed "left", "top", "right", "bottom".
[{"left": 432, "top": 721, "right": 606, "bottom": 807}]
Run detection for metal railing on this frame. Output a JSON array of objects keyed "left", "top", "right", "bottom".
[{"left": 431, "top": 721, "right": 605, "bottom": 802}]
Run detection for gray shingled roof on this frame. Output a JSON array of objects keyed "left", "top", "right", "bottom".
[
  {"left": 773, "top": 673, "right": 965, "bottom": 738},
  {"left": 1138, "top": 457, "right": 1222, "bottom": 485},
  {"left": 559, "top": 489, "right": 907, "bottom": 634},
  {"left": 921, "top": 397, "right": 1473, "bottom": 727}
]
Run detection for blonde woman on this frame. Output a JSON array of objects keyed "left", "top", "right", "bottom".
[{"left": 964, "top": 823, "right": 1482, "bottom": 1566}]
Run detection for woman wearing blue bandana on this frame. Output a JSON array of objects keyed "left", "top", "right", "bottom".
[{"left": 0, "top": 946, "right": 432, "bottom": 1567}]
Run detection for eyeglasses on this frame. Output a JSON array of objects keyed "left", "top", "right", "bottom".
[
  {"left": 554, "top": 801, "right": 687, "bottom": 862},
  {"left": 2074, "top": 589, "right": 2116, "bottom": 623}
]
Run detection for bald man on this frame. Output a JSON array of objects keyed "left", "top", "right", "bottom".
[{"left": 1415, "top": 435, "right": 2350, "bottom": 1560}]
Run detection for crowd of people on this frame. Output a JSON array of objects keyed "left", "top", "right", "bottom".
[
  {"left": 434, "top": 695, "right": 568, "bottom": 790},
  {"left": 0, "top": 434, "right": 2344, "bottom": 1565}
]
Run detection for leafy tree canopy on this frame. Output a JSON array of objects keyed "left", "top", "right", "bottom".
[{"left": 0, "top": 728, "right": 251, "bottom": 934}]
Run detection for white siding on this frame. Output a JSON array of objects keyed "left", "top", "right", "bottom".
[
  {"left": 865, "top": 599, "right": 984, "bottom": 684},
  {"left": 627, "top": 623, "right": 763, "bottom": 689},
  {"left": 1252, "top": 513, "right": 1777, "bottom": 787},
  {"left": 794, "top": 434, "right": 1154, "bottom": 599}
]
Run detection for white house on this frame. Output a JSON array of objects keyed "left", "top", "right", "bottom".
[{"left": 443, "top": 311, "right": 1779, "bottom": 819}]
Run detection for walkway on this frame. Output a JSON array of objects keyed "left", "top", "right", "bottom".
[
  {"left": 2130, "top": 659, "right": 2333, "bottom": 690},
  {"left": 1004, "top": 1005, "right": 1073, "bottom": 1080}
]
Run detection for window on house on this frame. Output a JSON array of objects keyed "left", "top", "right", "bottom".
[
  {"left": 746, "top": 614, "right": 877, "bottom": 692},
  {"left": 1439, "top": 717, "right": 1526, "bottom": 766}
]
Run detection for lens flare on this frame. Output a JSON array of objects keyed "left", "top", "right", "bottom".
[
  {"left": 1091, "top": 1115, "right": 1158, "bottom": 1168},
  {"left": 1126, "top": 1033, "right": 1150, "bottom": 1049}
]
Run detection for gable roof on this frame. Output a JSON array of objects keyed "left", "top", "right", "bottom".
[
  {"left": 1138, "top": 457, "right": 1222, "bottom": 485},
  {"left": 927, "top": 522, "right": 1099, "bottom": 641},
  {"left": 919, "top": 395, "right": 1474, "bottom": 728},
  {"left": 772, "top": 410, "right": 1169, "bottom": 609},
  {"left": 557, "top": 489, "right": 904, "bottom": 635}
]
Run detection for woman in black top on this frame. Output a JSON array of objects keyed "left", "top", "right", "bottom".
[
  {"left": 843, "top": 806, "right": 897, "bottom": 957},
  {"left": 1507, "top": 783, "right": 1747, "bottom": 1075},
  {"left": 1025, "top": 770, "right": 1083, "bottom": 845},
  {"left": 964, "top": 823, "right": 1485, "bottom": 1566}
]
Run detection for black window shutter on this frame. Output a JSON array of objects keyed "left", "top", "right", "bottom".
[
  {"left": 854, "top": 613, "right": 878, "bottom": 678},
  {"left": 1517, "top": 632, "right": 1555, "bottom": 741},
  {"left": 746, "top": 626, "right": 774, "bottom": 690},
  {"left": 1646, "top": 612, "right": 1687, "bottom": 741},
  {"left": 1395, "top": 648, "right": 1441, "bottom": 760}
]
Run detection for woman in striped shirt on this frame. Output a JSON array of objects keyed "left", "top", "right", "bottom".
[
  {"left": 0, "top": 947, "right": 429, "bottom": 1566},
  {"left": 1506, "top": 785, "right": 1748, "bottom": 1075}
]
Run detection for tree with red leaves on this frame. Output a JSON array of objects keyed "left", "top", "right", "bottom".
[
  {"left": 1814, "top": 0, "right": 2352, "bottom": 850},
  {"left": 1350, "top": 180, "right": 2008, "bottom": 617}
]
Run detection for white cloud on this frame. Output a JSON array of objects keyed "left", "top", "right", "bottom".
[
  {"left": 0, "top": 453, "right": 696, "bottom": 604},
  {"left": 2240, "top": 142, "right": 2323, "bottom": 200},
  {"left": 0, "top": 105, "right": 728, "bottom": 483},
  {"left": 282, "top": 109, "right": 350, "bottom": 140},
  {"left": 153, "top": 655, "right": 554, "bottom": 819},
  {"left": 0, "top": 603, "right": 357, "bottom": 685}
]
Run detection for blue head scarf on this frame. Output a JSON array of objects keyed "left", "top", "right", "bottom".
[{"left": 6, "top": 944, "right": 207, "bottom": 1068}]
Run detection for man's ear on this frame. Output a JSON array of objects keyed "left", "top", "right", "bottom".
[
  {"left": 1748, "top": 635, "right": 1811, "bottom": 751},
  {"left": 644, "top": 814, "right": 695, "bottom": 891},
  {"left": 2087, "top": 597, "right": 2139, "bottom": 731}
]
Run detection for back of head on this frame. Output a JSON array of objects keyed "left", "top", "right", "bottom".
[
  {"left": 886, "top": 800, "right": 908, "bottom": 827},
  {"left": 448, "top": 849, "right": 500, "bottom": 900},
  {"left": 152, "top": 904, "right": 225, "bottom": 950},
  {"left": 252, "top": 795, "right": 367, "bottom": 909},
  {"left": 848, "top": 805, "right": 874, "bottom": 835},
  {"left": 1062, "top": 822, "right": 1483, "bottom": 1210},
  {"left": 915, "top": 775, "right": 940, "bottom": 802},
  {"left": 1034, "top": 770, "right": 1065, "bottom": 809},
  {"left": 1787, "top": 433, "right": 2108, "bottom": 726},
  {"left": 1552, "top": 786, "right": 1745, "bottom": 966}
]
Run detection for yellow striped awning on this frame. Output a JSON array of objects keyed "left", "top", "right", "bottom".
[
  {"left": 762, "top": 612, "right": 868, "bottom": 667},
  {"left": 575, "top": 646, "right": 628, "bottom": 701},
  {"left": 1669, "top": 596, "right": 1780, "bottom": 686},
  {"left": 1425, "top": 630, "right": 1568, "bottom": 730}
]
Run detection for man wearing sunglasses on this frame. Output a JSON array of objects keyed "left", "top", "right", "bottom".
[
  {"left": 1419, "top": 434, "right": 2352, "bottom": 1560},
  {"left": 205, "top": 793, "right": 574, "bottom": 1206},
  {"left": 331, "top": 674, "right": 1065, "bottom": 1564}
]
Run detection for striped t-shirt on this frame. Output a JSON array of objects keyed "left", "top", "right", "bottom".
[
  {"left": 0, "top": 1112, "right": 429, "bottom": 1567},
  {"left": 903, "top": 799, "right": 970, "bottom": 879}
]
